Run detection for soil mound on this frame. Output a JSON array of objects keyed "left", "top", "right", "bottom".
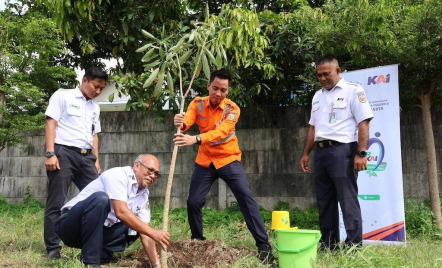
[{"left": 120, "top": 239, "right": 252, "bottom": 268}]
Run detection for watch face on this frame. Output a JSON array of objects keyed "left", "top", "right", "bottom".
[
  {"left": 359, "top": 151, "right": 367, "bottom": 157},
  {"left": 45, "top": 151, "right": 54, "bottom": 157}
]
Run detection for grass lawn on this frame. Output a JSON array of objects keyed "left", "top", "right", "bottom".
[{"left": 0, "top": 198, "right": 441, "bottom": 267}]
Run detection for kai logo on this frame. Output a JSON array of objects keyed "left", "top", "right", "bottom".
[
  {"left": 367, "top": 74, "right": 390, "bottom": 85},
  {"left": 366, "top": 132, "right": 387, "bottom": 177}
]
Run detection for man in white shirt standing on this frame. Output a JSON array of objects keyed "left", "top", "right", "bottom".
[
  {"left": 300, "top": 55, "right": 374, "bottom": 250},
  {"left": 55, "top": 154, "right": 170, "bottom": 268},
  {"left": 44, "top": 68, "right": 108, "bottom": 259}
]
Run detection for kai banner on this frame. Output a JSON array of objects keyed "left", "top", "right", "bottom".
[{"left": 340, "top": 64, "right": 406, "bottom": 244}]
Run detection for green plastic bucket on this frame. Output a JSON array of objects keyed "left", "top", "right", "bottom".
[{"left": 272, "top": 229, "right": 321, "bottom": 268}]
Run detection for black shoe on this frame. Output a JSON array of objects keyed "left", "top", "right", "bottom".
[
  {"left": 84, "top": 263, "right": 102, "bottom": 268},
  {"left": 258, "top": 244, "right": 274, "bottom": 263},
  {"left": 191, "top": 235, "right": 207, "bottom": 241},
  {"left": 47, "top": 249, "right": 61, "bottom": 260},
  {"left": 100, "top": 256, "right": 119, "bottom": 264}
]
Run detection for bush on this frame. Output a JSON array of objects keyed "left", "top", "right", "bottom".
[{"left": 405, "top": 198, "right": 441, "bottom": 239}]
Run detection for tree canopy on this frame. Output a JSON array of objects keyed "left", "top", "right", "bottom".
[{"left": 0, "top": 2, "right": 77, "bottom": 152}]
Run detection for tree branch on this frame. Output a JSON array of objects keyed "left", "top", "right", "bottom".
[{"left": 428, "top": 71, "right": 442, "bottom": 96}]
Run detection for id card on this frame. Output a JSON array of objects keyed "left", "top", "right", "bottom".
[
  {"left": 128, "top": 228, "right": 137, "bottom": 236},
  {"left": 329, "top": 112, "right": 336, "bottom": 124}
]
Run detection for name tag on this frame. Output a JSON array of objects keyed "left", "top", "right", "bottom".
[{"left": 128, "top": 228, "right": 137, "bottom": 236}]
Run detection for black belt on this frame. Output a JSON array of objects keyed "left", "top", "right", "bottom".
[
  {"left": 56, "top": 144, "right": 92, "bottom": 155},
  {"left": 316, "top": 140, "right": 340, "bottom": 148}
]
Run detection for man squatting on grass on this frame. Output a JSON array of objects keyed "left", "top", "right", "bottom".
[
  {"left": 173, "top": 69, "right": 274, "bottom": 262},
  {"left": 54, "top": 154, "right": 170, "bottom": 268}
]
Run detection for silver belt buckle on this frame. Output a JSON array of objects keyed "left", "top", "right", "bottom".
[
  {"left": 319, "top": 142, "right": 324, "bottom": 148},
  {"left": 80, "top": 149, "right": 87, "bottom": 154}
]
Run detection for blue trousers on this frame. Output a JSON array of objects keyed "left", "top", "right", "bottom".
[
  {"left": 54, "top": 192, "right": 138, "bottom": 264},
  {"left": 187, "top": 161, "right": 270, "bottom": 248},
  {"left": 314, "top": 142, "right": 362, "bottom": 247}
]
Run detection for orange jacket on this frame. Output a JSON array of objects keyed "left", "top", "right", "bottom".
[{"left": 182, "top": 96, "right": 241, "bottom": 169}]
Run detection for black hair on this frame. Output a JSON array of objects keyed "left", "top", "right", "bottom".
[
  {"left": 210, "top": 69, "right": 232, "bottom": 86},
  {"left": 83, "top": 68, "right": 109, "bottom": 82},
  {"left": 316, "top": 54, "right": 340, "bottom": 66}
]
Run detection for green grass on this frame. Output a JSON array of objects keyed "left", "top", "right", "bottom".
[{"left": 0, "top": 196, "right": 441, "bottom": 267}]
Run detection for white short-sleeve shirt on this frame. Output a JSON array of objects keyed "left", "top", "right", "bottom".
[
  {"left": 61, "top": 166, "right": 151, "bottom": 226},
  {"left": 309, "top": 78, "right": 374, "bottom": 143},
  {"left": 45, "top": 87, "right": 101, "bottom": 149}
]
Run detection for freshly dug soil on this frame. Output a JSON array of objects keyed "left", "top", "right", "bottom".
[{"left": 118, "top": 239, "right": 253, "bottom": 268}]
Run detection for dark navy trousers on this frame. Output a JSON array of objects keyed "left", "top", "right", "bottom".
[
  {"left": 313, "top": 142, "right": 362, "bottom": 247},
  {"left": 54, "top": 192, "right": 138, "bottom": 264},
  {"left": 187, "top": 161, "right": 270, "bottom": 248},
  {"left": 45, "top": 144, "right": 98, "bottom": 252}
]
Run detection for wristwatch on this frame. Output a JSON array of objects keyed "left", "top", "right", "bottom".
[
  {"left": 357, "top": 150, "right": 367, "bottom": 157},
  {"left": 152, "top": 261, "right": 161, "bottom": 267},
  {"left": 45, "top": 151, "right": 56, "bottom": 158},
  {"left": 195, "top": 135, "right": 202, "bottom": 145}
]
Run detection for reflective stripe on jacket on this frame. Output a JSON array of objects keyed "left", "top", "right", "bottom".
[{"left": 182, "top": 96, "right": 241, "bottom": 169}]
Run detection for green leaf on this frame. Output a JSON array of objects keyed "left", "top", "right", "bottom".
[
  {"left": 141, "top": 48, "right": 156, "bottom": 62},
  {"left": 143, "top": 59, "right": 161, "bottom": 70},
  {"left": 154, "top": 71, "right": 165, "bottom": 97},
  {"left": 122, "top": 23, "right": 128, "bottom": 35},
  {"left": 204, "top": 3, "right": 209, "bottom": 19},
  {"left": 143, "top": 68, "right": 159, "bottom": 88},
  {"left": 220, "top": 46, "right": 228, "bottom": 61},
  {"left": 136, "top": 43, "right": 152, "bottom": 53},
  {"left": 226, "top": 31, "right": 234, "bottom": 48},
  {"left": 159, "top": 47, "right": 164, "bottom": 59},
  {"left": 170, "top": 38, "right": 185, "bottom": 52},
  {"left": 179, "top": 50, "right": 192, "bottom": 64},
  {"left": 195, "top": 61, "right": 202, "bottom": 77},
  {"left": 141, "top": 30, "right": 156, "bottom": 40},
  {"left": 204, "top": 48, "right": 219, "bottom": 69},
  {"left": 108, "top": 93, "right": 115, "bottom": 102},
  {"left": 202, "top": 53, "right": 210, "bottom": 79},
  {"left": 166, "top": 72, "right": 174, "bottom": 93}
]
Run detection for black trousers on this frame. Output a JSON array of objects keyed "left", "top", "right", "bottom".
[
  {"left": 187, "top": 161, "right": 270, "bottom": 248},
  {"left": 44, "top": 144, "right": 98, "bottom": 251},
  {"left": 54, "top": 192, "right": 138, "bottom": 264},
  {"left": 314, "top": 142, "right": 362, "bottom": 247}
]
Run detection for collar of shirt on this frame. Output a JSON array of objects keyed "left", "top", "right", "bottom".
[
  {"left": 204, "top": 97, "right": 226, "bottom": 111},
  {"left": 322, "top": 78, "right": 346, "bottom": 93},
  {"left": 128, "top": 167, "right": 149, "bottom": 196},
  {"left": 74, "top": 87, "right": 96, "bottom": 103}
]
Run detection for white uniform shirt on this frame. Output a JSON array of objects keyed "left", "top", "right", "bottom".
[
  {"left": 61, "top": 166, "right": 151, "bottom": 226},
  {"left": 45, "top": 87, "right": 101, "bottom": 149},
  {"left": 309, "top": 78, "right": 374, "bottom": 143}
]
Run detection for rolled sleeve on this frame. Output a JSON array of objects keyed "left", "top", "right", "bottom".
[
  {"left": 182, "top": 99, "right": 198, "bottom": 132},
  {"left": 45, "top": 90, "right": 64, "bottom": 121}
]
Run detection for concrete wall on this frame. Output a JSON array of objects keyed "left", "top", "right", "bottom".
[{"left": 1, "top": 107, "right": 441, "bottom": 210}]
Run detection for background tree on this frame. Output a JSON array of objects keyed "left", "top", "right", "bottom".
[
  {"left": 0, "top": 2, "right": 77, "bottom": 152},
  {"left": 302, "top": 0, "right": 442, "bottom": 228}
]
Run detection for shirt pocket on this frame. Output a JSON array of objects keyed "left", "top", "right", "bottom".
[
  {"left": 196, "top": 115, "right": 209, "bottom": 128},
  {"left": 67, "top": 104, "right": 82, "bottom": 117},
  {"left": 333, "top": 101, "right": 348, "bottom": 120},
  {"left": 311, "top": 104, "right": 321, "bottom": 122}
]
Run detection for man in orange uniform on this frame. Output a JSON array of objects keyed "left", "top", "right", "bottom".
[{"left": 173, "top": 69, "right": 273, "bottom": 262}]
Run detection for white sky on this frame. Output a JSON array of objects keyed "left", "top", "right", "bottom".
[{"left": 75, "top": 58, "right": 118, "bottom": 84}]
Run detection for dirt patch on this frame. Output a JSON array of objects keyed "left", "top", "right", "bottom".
[{"left": 118, "top": 239, "right": 253, "bottom": 268}]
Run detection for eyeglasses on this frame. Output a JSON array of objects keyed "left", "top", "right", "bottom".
[{"left": 138, "top": 161, "right": 161, "bottom": 178}]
